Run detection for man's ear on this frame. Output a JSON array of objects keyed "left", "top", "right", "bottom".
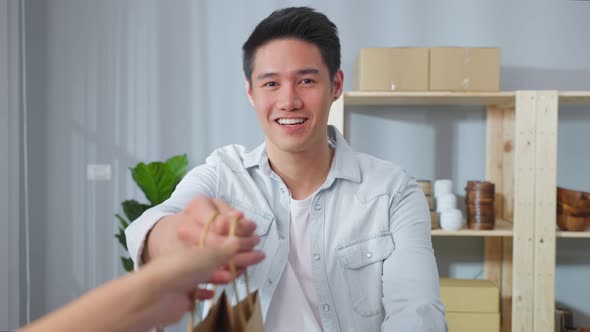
[
  {"left": 332, "top": 69, "right": 344, "bottom": 101},
  {"left": 245, "top": 78, "right": 255, "bottom": 107}
]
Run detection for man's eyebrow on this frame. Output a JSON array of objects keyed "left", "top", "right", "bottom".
[
  {"left": 256, "top": 72, "right": 278, "bottom": 81},
  {"left": 297, "top": 68, "right": 320, "bottom": 76},
  {"left": 256, "top": 68, "right": 320, "bottom": 81}
]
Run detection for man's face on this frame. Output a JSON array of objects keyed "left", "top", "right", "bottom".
[{"left": 246, "top": 38, "right": 343, "bottom": 154}]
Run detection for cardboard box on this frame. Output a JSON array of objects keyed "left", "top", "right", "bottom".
[
  {"left": 355, "top": 48, "right": 429, "bottom": 91},
  {"left": 440, "top": 278, "right": 499, "bottom": 313},
  {"left": 446, "top": 312, "right": 500, "bottom": 332},
  {"left": 429, "top": 47, "right": 500, "bottom": 91}
]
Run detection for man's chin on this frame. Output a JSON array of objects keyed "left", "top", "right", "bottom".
[{"left": 268, "top": 140, "right": 307, "bottom": 154}]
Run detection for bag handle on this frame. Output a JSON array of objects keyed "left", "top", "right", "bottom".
[
  {"left": 187, "top": 212, "right": 218, "bottom": 332},
  {"left": 228, "top": 216, "right": 255, "bottom": 328},
  {"left": 187, "top": 213, "right": 254, "bottom": 331}
]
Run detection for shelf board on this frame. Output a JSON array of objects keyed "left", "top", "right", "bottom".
[
  {"left": 556, "top": 230, "right": 590, "bottom": 238},
  {"left": 431, "top": 218, "right": 513, "bottom": 237},
  {"left": 559, "top": 91, "right": 590, "bottom": 105},
  {"left": 341, "top": 91, "right": 590, "bottom": 106},
  {"left": 343, "top": 91, "right": 515, "bottom": 106}
]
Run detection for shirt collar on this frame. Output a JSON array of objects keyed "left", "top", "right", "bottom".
[{"left": 242, "top": 125, "right": 361, "bottom": 184}]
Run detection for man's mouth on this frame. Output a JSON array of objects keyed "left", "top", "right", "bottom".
[{"left": 276, "top": 118, "right": 307, "bottom": 125}]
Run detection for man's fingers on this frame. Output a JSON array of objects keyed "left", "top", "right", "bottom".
[
  {"left": 212, "top": 216, "right": 257, "bottom": 237},
  {"left": 183, "top": 196, "right": 220, "bottom": 223},
  {"left": 212, "top": 199, "right": 243, "bottom": 216},
  {"left": 176, "top": 218, "right": 199, "bottom": 245}
]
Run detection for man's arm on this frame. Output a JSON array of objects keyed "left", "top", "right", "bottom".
[
  {"left": 126, "top": 164, "right": 263, "bottom": 272},
  {"left": 125, "top": 164, "right": 217, "bottom": 268},
  {"left": 382, "top": 177, "right": 447, "bottom": 332}
]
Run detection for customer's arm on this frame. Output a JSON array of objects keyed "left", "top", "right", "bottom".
[
  {"left": 382, "top": 177, "right": 448, "bottom": 332},
  {"left": 20, "top": 238, "right": 258, "bottom": 332}
]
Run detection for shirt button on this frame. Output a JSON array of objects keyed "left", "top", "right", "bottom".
[
  {"left": 280, "top": 187, "right": 285, "bottom": 193},
  {"left": 366, "top": 252, "right": 373, "bottom": 259},
  {"left": 313, "top": 254, "right": 320, "bottom": 261},
  {"left": 314, "top": 204, "right": 322, "bottom": 211},
  {"left": 266, "top": 278, "right": 273, "bottom": 286},
  {"left": 322, "top": 304, "right": 330, "bottom": 312}
]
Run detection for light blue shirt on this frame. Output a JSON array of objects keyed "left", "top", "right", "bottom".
[{"left": 126, "top": 126, "right": 447, "bottom": 332}]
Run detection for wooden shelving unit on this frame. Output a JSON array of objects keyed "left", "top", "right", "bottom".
[
  {"left": 329, "top": 90, "right": 588, "bottom": 332},
  {"left": 556, "top": 230, "right": 590, "bottom": 238},
  {"left": 431, "top": 218, "right": 513, "bottom": 237},
  {"left": 342, "top": 91, "right": 515, "bottom": 106},
  {"left": 558, "top": 91, "right": 590, "bottom": 104}
]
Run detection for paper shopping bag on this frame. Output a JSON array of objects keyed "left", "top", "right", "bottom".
[
  {"left": 192, "top": 290, "right": 264, "bottom": 332},
  {"left": 188, "top": 215, "right": 265, "bottom": 332}
]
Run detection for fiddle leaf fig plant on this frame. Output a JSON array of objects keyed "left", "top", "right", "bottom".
[{"left": 115, "top": 154, "right": 189, "bottom": 271}]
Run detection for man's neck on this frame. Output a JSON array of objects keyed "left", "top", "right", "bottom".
[{"left": 266, "top": 140, "right": 334, "bottom": 200}]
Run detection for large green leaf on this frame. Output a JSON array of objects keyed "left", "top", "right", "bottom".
[
  {"left": 131, "top": 162, "right": 176, "bottom": 205},
  {"left": 166, "top": 154, "right": 189, "bottom": 180},
  {"left": 121, "top": 200, "right": 151, "bottom": 222},
  {"left": 121, "top": 257, "right": 134, "bottom": 272},
  {"left": 117, "top": 154, "right": 189, "bottom": 273}
]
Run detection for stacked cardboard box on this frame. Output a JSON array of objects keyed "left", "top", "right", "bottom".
[
  {"left": 440, "top": 278, "right": 500, "bottom": 332},
  {"left": 355, "top": 48, "right": 429, "bottom": 91},
  {"left": 355, "top": 47, "right": 500, "bottom": 92},
  {"left": 430, "top": 47, "right": 500, "bottom": 91}
]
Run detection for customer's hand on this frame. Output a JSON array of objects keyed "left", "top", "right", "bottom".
[
  {"left": 178, "top": 196, "right": 263, "bottom": 270},
  {"left": 140, "top": 237, "right": 248, "bottom": 326},
  {"left": 145, "top": 196, "right": 264, "bottom": 272}
]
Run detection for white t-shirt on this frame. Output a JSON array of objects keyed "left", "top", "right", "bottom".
[{"left": 264, "top": 195, "right": 323, "bottom": 332}]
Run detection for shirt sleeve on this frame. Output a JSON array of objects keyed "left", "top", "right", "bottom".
[
  {"left": 124, "top": 164, "right": 217, "bottom": 270},
  {"left": 381, "top": 176, "right": 448, "bottom": 332}
]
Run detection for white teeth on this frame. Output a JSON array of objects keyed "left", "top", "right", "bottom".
[{"left": 277, "top": 118, "right": 306, "bottom": 125}]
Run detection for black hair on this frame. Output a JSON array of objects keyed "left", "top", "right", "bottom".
[{"left": 242, "top": 7, "right": 341, "bottom": 85}]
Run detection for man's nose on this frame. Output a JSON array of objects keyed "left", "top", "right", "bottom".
[{"left": 277, "top": 84, "right": 303, "bottom": 111}]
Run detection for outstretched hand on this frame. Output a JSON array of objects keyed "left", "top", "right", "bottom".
[{"left": 141, "top": 235, "right": 260, "bottom": 327}]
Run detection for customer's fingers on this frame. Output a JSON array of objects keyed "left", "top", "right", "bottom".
[
  {"left": 178, "top": 224, "right": 261, "bottom": 250},
  {"left": 152, "top": 237, "right": 240, "bottom": 290},
  {"left": 178, "top": 196, "right": 257, "bottom": 246},
  {"left": 228, "top": 251, "right": 266, "bottom": 269},
  {"left": 194, "top": 287, "right": 215, "bottom": 301},
  {"left": 208, "top": 269, "right": 235, "bottom": 284}
]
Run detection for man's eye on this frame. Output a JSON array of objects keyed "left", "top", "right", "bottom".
[
  {"left": 301, "top": 78, "right": 315, "bottom": 84},
  {"left": 263, "top": 82, "right": 277, "bottom": 87}
]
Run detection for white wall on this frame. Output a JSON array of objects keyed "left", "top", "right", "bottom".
[
  {"left": 22, "top": 0, "right": 590, "bottom": 330},
  {"left": 0, "top": 0, "right": 22, "bottom": 330}
]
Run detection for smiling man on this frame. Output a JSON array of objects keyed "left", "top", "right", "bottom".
[{"left": 126, "top": 6, "right": 447, "bottom": 332}]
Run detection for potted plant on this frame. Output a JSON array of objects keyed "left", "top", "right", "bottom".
[{"left": 115, "top": 154, "right": 189, "bottom": 271}]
